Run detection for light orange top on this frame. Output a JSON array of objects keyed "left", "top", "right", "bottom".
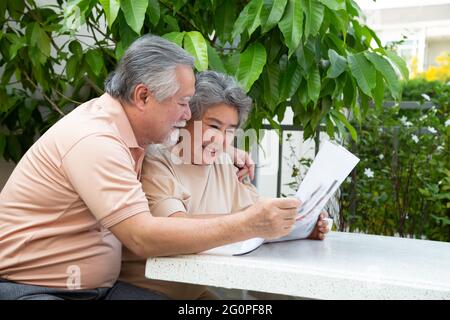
[
  {"left": 0, "top": 93, "right": 150, "bottom": 289},
  {"left": 120, "top": 145, "right": 259, "bottom": 299}
]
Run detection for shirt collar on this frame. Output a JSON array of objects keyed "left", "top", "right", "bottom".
[{"left": 96, "top": 93, "right": 142, "bottom": 150}]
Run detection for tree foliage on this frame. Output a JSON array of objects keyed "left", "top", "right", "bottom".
[{"left": 0, "top": 0, "right": 407, "bottom": 162}]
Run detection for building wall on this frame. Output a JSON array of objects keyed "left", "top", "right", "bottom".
[{"left": 356, "top": 0, "right": 450, "bottom": 72}]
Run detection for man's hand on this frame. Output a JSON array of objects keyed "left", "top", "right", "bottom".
[
  {"left": 227, "top": 146, "right": 255, "bottom": 182},
  {"left": 243, "top": 198, "right": 301, "bottom": 239},
  {"left": 307, "top": 211, "right": 331, "bottom": 240}
]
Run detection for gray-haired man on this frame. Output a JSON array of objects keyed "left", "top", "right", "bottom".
[{"left": 0, "top": 34, "right": 300, "bottom": 300}]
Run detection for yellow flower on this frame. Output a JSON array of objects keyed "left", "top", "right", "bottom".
[{"left": 412, "top": 52, "right": 449, "bottom": 82}]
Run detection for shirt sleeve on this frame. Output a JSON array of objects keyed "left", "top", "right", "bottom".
[
  {"left": 140, "top": 154, "right": 191, "bottom": 217},
  {"left": 61, "top": 134, "right": 150, "bottom": 229},
  {"left": 227, "top": 160, "right": 260, "bottom": 212},
  {"left": 232, "top": 178, "right": 260, "bottom": 212}
]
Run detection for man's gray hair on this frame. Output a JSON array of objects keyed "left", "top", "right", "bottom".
[
  {"left": 105, "top": 34, "right": 194, "bottom": 102},
  {"left": 190, "top": 71, "right": 252, "bottom": 127}
]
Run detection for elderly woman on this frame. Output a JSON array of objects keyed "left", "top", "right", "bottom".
[{"left": 119, "top": 71, "right": 330, "bottom": 299}]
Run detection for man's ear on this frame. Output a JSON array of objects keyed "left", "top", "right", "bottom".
[{"left": 133, "top": 84, "right": 152, "bottom": 111}]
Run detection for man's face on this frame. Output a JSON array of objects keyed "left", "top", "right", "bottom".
[{"left": 144, "top": 65, "right": 195, "bottom": 144}]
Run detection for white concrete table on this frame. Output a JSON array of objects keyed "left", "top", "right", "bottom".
[{"left": 145, "top": 232, "right": 450, "bottom": 299}]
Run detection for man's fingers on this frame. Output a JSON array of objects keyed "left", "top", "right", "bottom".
[
  {"left": 320, "top": 211, "right": 329, "bottom": 218},
  {"left": 273, "top": 197, "right": 301, "bottom": 209}
]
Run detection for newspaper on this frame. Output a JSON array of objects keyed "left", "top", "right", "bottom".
[{"left": 202, "top": 140, "right": 360, "bottom": 256}]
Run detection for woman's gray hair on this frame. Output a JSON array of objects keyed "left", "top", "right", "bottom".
[
  {"left": 190, "top": 71, "right": 253, "bottom": 127},
  {"left": 105, "top": 34, "right": 194, "bottom": 102}
]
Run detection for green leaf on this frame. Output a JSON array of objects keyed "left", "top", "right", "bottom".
[
  {"left": 26, "top": 22, "right": 50, "bottom": 58},
  {"left": 207, "top": 44, "right": 226, "bottom": 73},
  {"left": 162, "top": 15, "right": 180, "bottom": 32},
  {"left": 147, "top": 0, "right": 160, "bottom": 27},
  {"left": 325, "top": 114, "right": 335, "bottom": 138},
  {"left": 347, "top": 53, "right": 376, "bottom": 96},
  {"left": 215, "top": 0, "right": 236, "bottom": 41},
  {"left": 372, "top": 71, "right": 385, "bottom": 111},
  {"left": 28, "top": 46, "right": 47, "bottom": 66},
  {"left": 66, "top": 55, "right": 79, "bottom": 81},
  {"left": 7, "top": 33, "right": 26, "bottom": 60},
  {"left": 328, "top": 9, "right": 348, "bottom": 40},
  {"left": 236, "top": 43, "right": 267, "bottom": 92},
  {"left": 279, "top": 59, "right": 301, "bottom": 102},
  {"left": 0, "top": 1, "right": 6, "bottom": 21},
  {"left": 99, "top": 0, "right": 120, "bottom": 27},
  {"left": 343, "top": 74, "right": 355, "bottom": 107},
  {"left": 69, "top": 40, "right": 83, "bottom": 58},
  {"left": 317, "top": 0, "right": 345, "bottom": 10},
  {"left": 7, "top": 136, "right": 22, "bottom": 163},
  {"left": 246, "top": 0, "right": 264, "bottom": 37},
  {"left": 364, "top": 52, "right": 401, "bottom": 100},
  {"left": 120, "top": 0, "right": 148, "bottom": 34},
  {"left": 386, "top": 50, "right": 409, "bottom": 81},
  {"left": 346, "top": 0, "right": 363, "bottom": 17},
  {"left": 183, "top": 31, "right": 208, "bottom": 71},
  {"left": 331, "top": 109, "right": 357, "bottom": 142},
  {"left": 224, "top": 53, "right": 240, "bottom": 75},
  {"left": 359, "top": 90, "right": 369, "bottom": 117},
  {"left": 6, "top": 1, "right": 25, "bottom": 20},
  {"left": 115, "top": 41, "right": 125, "bottom": 60},
  {"left": 172, "top": 0, "right": 187, "bottom": 15},
  {"left": 162, "top": 31, "right": 185, "bottom": 47},
  {"left": 261, "top": 0, "right": 288, "bottom": 33},
  {"left": 307, "top": 65, "right": 321, "bottom": 105},
  {"left": 19, "top": 99, "right": 36, "bottom": 126},
  {"left": 118, "top": 15, "right": 140, "bottom": 48},
  {"left": 327, "top": 49, "right": 347, "bottom": 78},
  {"left": 263, "top": 62, "right": 281, "bottom": 111},
  {"left": 232, "top": 2, "right": 251, "bottom": 39},
  {"left": 302, "top": 0, "right": 324, "bottom": 38},
  {"left": 278, "top": 0, "right": 303, "bottom": 57},
  {"left": 85, "top": 50, "right": 104, "bottom": 76}
]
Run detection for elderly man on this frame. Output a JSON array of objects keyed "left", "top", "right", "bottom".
[{"left": 0, "top": 35, "right": 300, "bottom": 300}]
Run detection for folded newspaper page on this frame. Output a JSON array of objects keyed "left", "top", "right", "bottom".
[{"left": 202, "top": 140, "right": 360, "bottom": 256}]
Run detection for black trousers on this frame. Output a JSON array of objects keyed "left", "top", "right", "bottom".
[{"left": 0, "top": 279, "right": 168, "bottom": 300}]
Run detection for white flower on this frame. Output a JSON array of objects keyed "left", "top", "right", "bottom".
[
  {"left": 421, "top": 93, "right": 431, "bottom": 101},
  {"left": 364, "top": 168, "right": 374, "bottom": 178},
  {"left": 378, "top": 154, "right": 384, "bottom": 160},
  {"left": 399, "top": 116, "right": 413, "bottom": 127},
  {"left": 437, "top": 145, "right": 444, "bottom": 152},
  {"left": 430, "top": 106, "right": 437, "bottom": 113},
  {"left": 345, "top": 177, "right": 352, "bottom": 184},
  {"left": 427, "top": 127, "right": 437, "bottom": 134},
  {"left": 445, "top": 119, "right": 450, "bottom": 127},
  {"left": 419, "top": 115, "right": 428, "bottom": 121},
  {"left": 411, "top": 134, "right": 419, "bottom": 143},
  {"left": 400, "top": 116, "right": 408, "bottom": 125}
]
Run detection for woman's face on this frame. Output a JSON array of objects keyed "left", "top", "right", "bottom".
[{"left": 186, "top": 103, "right": 239, "bottom": 165}]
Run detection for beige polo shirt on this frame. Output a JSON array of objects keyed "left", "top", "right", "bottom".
[
  {"left": 0, "top": 93, "right": 149, "bottom": 289},
  {"left": 120, "top": 145, "right": 259, "bottom": 299}
]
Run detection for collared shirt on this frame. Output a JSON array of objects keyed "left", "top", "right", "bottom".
[{"left": 0, "top": 93, "right": 149, "bottom": 289}]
